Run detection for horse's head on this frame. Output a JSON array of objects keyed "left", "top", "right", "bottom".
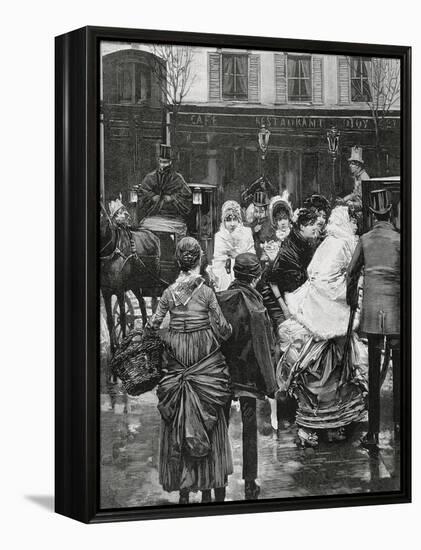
[{"left": 100, "top": 203, "right": 115, "bottom": 249}]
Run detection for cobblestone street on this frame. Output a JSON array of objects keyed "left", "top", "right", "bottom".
[{"left": 100, "top": 372, "right": 400, "bottom": 509}]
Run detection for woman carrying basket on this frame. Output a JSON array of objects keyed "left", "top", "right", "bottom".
[{"left": 149, "top": 237, "right": 233, "bottom": 504}]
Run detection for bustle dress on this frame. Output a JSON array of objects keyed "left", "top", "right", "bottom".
[
  {"left": 277, "top": 207, "right": 368, "bottom": 430},
  {"left": 150, "top": 274, "right": 233, "bottom": 493}
]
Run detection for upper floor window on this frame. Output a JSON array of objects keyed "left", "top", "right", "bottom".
[
  {"left": 350, "top": 57, "right": 372, "bottom": 102},
  {"left": 117, "top": 62, "right": 151, "bottom": 104},
  {"left": 287, "top": 55, "right": 312, "bottom": 102},
  {"left": 222, "top": 54, "right": 249, "bottom": 100}
]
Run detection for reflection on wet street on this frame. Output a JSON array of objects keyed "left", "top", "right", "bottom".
[{"left": 100, "top": 370, "right": 400, "bottom": 508}]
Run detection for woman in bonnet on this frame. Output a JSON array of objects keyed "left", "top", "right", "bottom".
[
  {"left": 210, "top": 200, "right": 256, "bottom": 291},
  {"left": 150, "top": 237, "right": 233, "bottom": 504}
]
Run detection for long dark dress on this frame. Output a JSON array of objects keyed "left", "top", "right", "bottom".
[
  {"left": 151, "top": 277, "right": 233, "bottom": 493},
  {"left": 259, "top": 228, "right": 315, "bottom": 332},
  {"left": 268, "top": 227, "right": 315, "bottom": 295}
]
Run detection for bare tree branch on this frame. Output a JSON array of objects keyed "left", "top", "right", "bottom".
[{"left": 345, "top": 56, "right": 400, "bottom": 173}]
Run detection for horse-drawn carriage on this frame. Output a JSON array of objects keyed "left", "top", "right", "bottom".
[{"left": 100, "top": 183, "right": 219, "bottom": 349}]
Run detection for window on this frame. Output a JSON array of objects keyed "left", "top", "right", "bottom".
[
  {"left": 222, "top": 54, "right": 248, "bottom": 100},
  {"left": 117, "top": 62, "right": 151, "bottom": 104},
  {"left": 287, "top": 55, "right": 311, "bottom": 102},
  {"left": 350, "top": 57, "right": 372, "bottom": 102}
]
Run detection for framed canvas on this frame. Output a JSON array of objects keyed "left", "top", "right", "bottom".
[{"left": 55, "top": 26, "right": 411, "bottom": 523}]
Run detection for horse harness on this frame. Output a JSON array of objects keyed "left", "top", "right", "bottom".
[{"left": 100, "top": 220, "right": 169, "bottom": 287}]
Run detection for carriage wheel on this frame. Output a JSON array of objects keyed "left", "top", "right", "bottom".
[{"left": 112, "top": 295, "right": 135, "bottom": 343}]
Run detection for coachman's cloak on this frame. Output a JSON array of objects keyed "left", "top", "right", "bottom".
[
  {"left": 137, "top": 167, "right": 192, "bottom": 221},
  {"left": 217, "top": 281, "right": 277, "bottom": 398}
]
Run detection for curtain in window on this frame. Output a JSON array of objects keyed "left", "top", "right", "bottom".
[
  {"left": 235, "top": 56, "right": 248, "bottom": 96},
  {"left": 223, "top": 56, "right": 235, "bottom": 96},
  {"left": 223, "top": 55, "right": 247, "bottom": 98},
  {"left": 351, "top": 58, "right": 371, "bottom": 101},
  {"left": 299, "top": 58, "right": 311, "bottom": 98},
  {"left": 362, "top": 59, "right": 372, "bottom": 99},
  {"left": 287, "top": 57, "right": 311, "bottom": 100}
]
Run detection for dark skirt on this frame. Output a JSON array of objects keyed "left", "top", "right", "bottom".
[
  {"left": 280, "top": 337, "right": 367, "bottom": 430},
  {"left": 157, "top": 330, "right": 233, "bottom": 493}
]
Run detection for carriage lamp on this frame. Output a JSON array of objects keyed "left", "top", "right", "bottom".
[
  {"left": 129, "top": 187, "right": 138, "bottom": 204},
  {"left": 192, "top": 186, "right": 203, "bottom": 205},
  {"left": 258, "top": 124, "right": 271, "bottom": 160},
  {"left": 327, "top": 126, "right": 340, "bottom": 157}
]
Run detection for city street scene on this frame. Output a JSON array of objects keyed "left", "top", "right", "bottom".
[{"left": 99, "top": 40, "right": 401, "bottom": 509}]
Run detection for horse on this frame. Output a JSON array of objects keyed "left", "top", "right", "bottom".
[{"left": 100, "top": 204, "right": 161, "bottom": 354}]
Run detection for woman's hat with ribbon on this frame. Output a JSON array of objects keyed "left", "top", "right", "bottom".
[{"left": 221, "top": 200, "right": 242, "bottom": 222}]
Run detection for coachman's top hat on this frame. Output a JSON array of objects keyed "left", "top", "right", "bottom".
[
  {"left": 348, "top": 146, "right": 364, "bottom": 164},
  {"left": 159, "top": 144, "right": 172, "bottom": 160},
  {"left": 253, "top": 190, "right": 269, "bottom": 207},
  {"left": 369, "top": 188, "right": 392, "bottom": 215}
]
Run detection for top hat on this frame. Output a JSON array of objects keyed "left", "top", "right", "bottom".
[
  {"left": 253, "top": 191, "right": 269, "bottom": 207},
  {"left": 159, "top": 144, "right": 172, "bottom": 160},
  {"left": 369, "top": 188, "right": 392, "bottom": 215},
  {"left": 348, "top": 146, "right": 364, "bottom": 164},
  {"left": 233, "top": 253, "right": 262, "bottom": 280}
]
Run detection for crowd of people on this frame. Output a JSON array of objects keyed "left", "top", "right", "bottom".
[{"left": 105, "top": 144, "right": 401, "bottom": 504}]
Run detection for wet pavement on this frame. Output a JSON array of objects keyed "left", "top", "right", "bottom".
[{"left": 100, "top": 370, "right": 400, "bottom": 509}]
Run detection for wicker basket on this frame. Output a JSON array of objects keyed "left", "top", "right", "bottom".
[{"left": 110, "top": 327, "right": 163, "bottom": 396}]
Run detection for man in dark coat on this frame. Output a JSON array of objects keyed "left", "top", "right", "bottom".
[
  {"left": 347, "top": 189, "right": 400, "bottom": 450},
  {"left": 218, "top": 253, "right": 277, "bottom": 500},
  {"left": 248, "top": 191, "right": 273, "bottom": 262},
  {"left": 136, "top": 144, "right": 192, "bottom": 229}
]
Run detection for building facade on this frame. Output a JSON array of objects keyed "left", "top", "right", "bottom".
[{"left": 101, "top": 43, "right": 400, "bottom": 210}]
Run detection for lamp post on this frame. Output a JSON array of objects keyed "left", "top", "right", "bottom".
[
  {"left": 258, "top": 124, "right": 271, "bottom": 176},
  {"left": 327, "top": 126, "right": 340, "bottom": 199}
]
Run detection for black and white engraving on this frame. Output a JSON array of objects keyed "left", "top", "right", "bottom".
[{"left": 99, "top": 40, "right": 402, "bottom": 508}]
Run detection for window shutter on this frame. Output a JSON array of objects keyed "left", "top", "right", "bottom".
[
  {"left": 208, "top": 52, "right": 221, "bottom": 101},
  {"left": 248, "top": 54, "right": 260, "bottom": 102},
  {"left": 312, "top": 55, "right": 324, "bottom": 104},
  {"left": 338, "top": 56, "right": 351, "bottom": 104},
  {"left": 274, "top": 53, "right": 287, "bottom": 103}
]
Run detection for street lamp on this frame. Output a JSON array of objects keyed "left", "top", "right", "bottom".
[
  {"left": 258, "top": 124, "right": 271, "bottom": 161},
  {"left": 258, "top": 124, "right": 271, "bottom": 178},
  {"left": 327, "top": 126, "right": 340, "bottom": 199}
]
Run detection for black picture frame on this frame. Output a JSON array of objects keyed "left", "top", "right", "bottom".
[{"left": 55, "top": 25, "right": 411, "bottom": 524}]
